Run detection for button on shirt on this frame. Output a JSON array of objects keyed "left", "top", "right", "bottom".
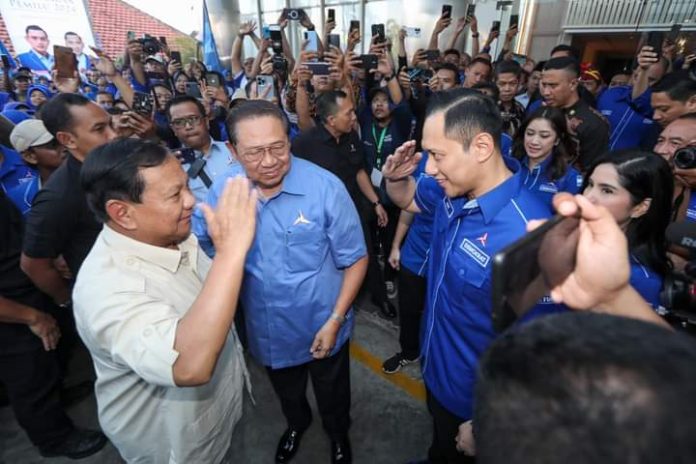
[
  {"left": 182, "top": 139, "right": 236, "bottom": 204},
  {"left": 520, "top": 155, "right": 582, "bottom": 208},
  {"left": 416, "top": 157, "right": 563, "bottom": 420},
  {"left": 73, "top": 226, "right": 247, "bottom": 463},
  {"left": 193, "top": 157, "right": 367, "bottom": 369}
]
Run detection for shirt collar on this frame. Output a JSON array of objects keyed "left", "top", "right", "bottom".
[
  {"left": 522, "top": 154, "right": 552, "bottom": 171},
  {"left": 318, "top": 124, "right": 349, "bottom": 144},
  {"left": 101, "top": 224, "right": 199, "bottom": 273},
  {"left": 279, "top": 155, "right": 307, "bottom": 196},
  {"left": 445, "top": 156, "right": 523, "bottom": 224}
]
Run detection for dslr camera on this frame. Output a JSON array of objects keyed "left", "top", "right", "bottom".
[
  {"left": 661, "top": 221, "right": 696, "bottom": 333},
  {"left": 139, "top": 35, "right": 161, "bottom": 56},
  {"left": 673, "top": 145, "right": 696, "bottom": 170}
]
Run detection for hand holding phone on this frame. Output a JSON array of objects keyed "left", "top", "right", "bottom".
[{"left": 442, "top": 4, "right": 453, "bottom": 19}]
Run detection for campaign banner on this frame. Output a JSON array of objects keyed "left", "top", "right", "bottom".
[{"left": 0, "top": 0, "right": 98, "bottom": 75}]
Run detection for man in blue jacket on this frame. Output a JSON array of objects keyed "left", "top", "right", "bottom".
[{"left": 17, "top": 25, "right": 54, "bottom": 76}]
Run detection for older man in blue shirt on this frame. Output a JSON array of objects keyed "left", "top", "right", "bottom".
[
  {"left": 383, "top": 89, "right": 563, "bottom": 463},
  {"left": 193, "top": 101, "right": 367, "bottom": 464}
]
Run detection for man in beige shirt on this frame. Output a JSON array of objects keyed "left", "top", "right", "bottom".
[{"left": 73, "top": 137, "right": 257, "bottom": 463}]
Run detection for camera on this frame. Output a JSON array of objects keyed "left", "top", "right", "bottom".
[
  {"left": 286, "top": 8, "right": 304, "bottom": 21},
  {"left": 139, "top": 35, "right": 161, "bottom": 56},
  {"left": 272, "top": 54, "right": 288, "bottom": 74},
  {"left": 661, "top": 221, "right": 696, "bottom": 332},
  {"left": 673, "top": 146, "right": 696, "bottom": 170}
]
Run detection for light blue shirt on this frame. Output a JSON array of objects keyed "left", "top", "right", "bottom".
[
  {"left": 182, "top": 139, "right": 236, "bottom": 204},
  {"left": 192, "top": 156, "right": 367, "bottom": 369}
]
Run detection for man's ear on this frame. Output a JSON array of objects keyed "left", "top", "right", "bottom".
[
  {"left": 471, "top": 132, "right": 496, "bottom": 164},
  {"left": 686, "top": 94, "right": 696, "bottom": 113},
  {"left": 55, "top": 131, "right": 76, "bottom": 151},
  {"left": 105, "top": 199, "right": 137, "bottom": 230},
  {"left": 21, "top": 149, "right": 38, "bottom": 166}
]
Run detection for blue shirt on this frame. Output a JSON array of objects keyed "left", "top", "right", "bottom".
[
  {"left": 686, "top": 190, "right": 696, "bottom": 222},
  {"left": 182, "top": 139, "right": 236, "bottom": 204},
  {"left": 0, "top": 146, "right": 36, "bottom": 194},
  {"left": 520, "top": 155, "right": 583, "bottom": 207},
  {"left": 400, "top": 153, "right": 436, "bottom": 277},
  {"left": 6, "top": 175, "right": 39, "bottom": 215},
  {"left": 598, "top": 86, "right": 656, "bottom": 151},
  {"left": 416, "top": 157, "right": 563, "bottom": 420},
  {"left": 629, "top": 254, "right": 662, "bottom": 310},
  {"left": 193, "top": 156, "right": 367, "bottom": 369}
]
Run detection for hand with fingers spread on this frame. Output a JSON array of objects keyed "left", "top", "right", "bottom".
[
  {"left": 199, "top": 177, "right": 258, "bottom": 257},
  {"left": 239, "top": 20, "right": 257, "bottom": 37},
  {"left": 382, "top": 140, "right": 421, "bottom": 181},
  {"left": 90, "top": 46, "right": 117, "bottom": 77}
]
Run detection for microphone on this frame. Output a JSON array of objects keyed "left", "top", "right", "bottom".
[{"left": 666, "top": 221, "right": 696, "bottom": 250}]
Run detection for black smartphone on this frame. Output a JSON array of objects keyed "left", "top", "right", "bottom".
[
  {"left": 667, "top": 23, "right": 682, "bottom": 44},
  {"left": 491, "top": 21, "right": 501, "bottom": 33},
  {"left": 360, "top": 54, "right": 378, "bottom": 70},
  {"left": 205, "top": 72, "right": 221, "bottom": 87},
  {"left": 466, "top": 4, "right": 476, "bottom": 20},
  {"left": 647, "top": 31, "right": 664, "bottom": 56},
  {"left": 132, "top": 91, "right": 154, "bottom": 115},
  {"left": 170, "top": 51, "right": 181, "bottom": 63},
  {"left": 270, "top": 25, "right": 283, "bottom": 46},
  {"left": 442, "top": 4, "right": 452, "bottom": 19},
  {"left": 371, "top": 24, "right": 386, "bottom": 43},
  {"left": 54, "top": 45, "right": 77, "bottom": 79},
  {"left": 510, "top": 14, "right": 519, "bottom": 29},
  {"left": 305, "top": 61, "right": 331, "bottom": 75},
  {"left": 328, "top": 34, "right": 341, "bottom": 50},
  {"left": 425, "top": 49, "right": 441, "bottom": 61},
  {"left": 328, "top": 8, "right": 335, "bottom": 23},
  {"left": 491, "top": 214, "right": 580, "bottom": 332},
  {"left": 185, "top": 82, "right": 202, "bottom": 98},
  {"left": 159, "top": 36, "right": 167, "bottom": 45},
  {"left": 350, "top": 20, "right": 360, "bottom": 35}
]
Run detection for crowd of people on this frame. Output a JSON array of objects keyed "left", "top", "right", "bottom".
[{"left": 1, "top": 5, "right": 696, "bottom": 464}]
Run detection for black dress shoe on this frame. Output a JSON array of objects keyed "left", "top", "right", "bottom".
[
  {"left": 39, "top": 428, "right": 107, "bottom": 459},
  {"left": 331, "top": 437, "right": 352, "bottom": 463},
  {"left": 275, "top": 428, "right": 304, "bottom": 463},
  {"left": 379, "top": 300, "right": 397, "bottom": 318}
]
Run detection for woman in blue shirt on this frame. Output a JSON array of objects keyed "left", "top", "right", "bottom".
[
  {"left": 512, "top": 107, "right": 582, "bottom": 207},
  {"left": 582, "top": 150, "right": 673, "bottom": 309}
]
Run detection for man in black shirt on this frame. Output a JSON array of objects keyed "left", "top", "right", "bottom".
[
  {"left": 541, "top": 57, "right": 609, "bottom": 171},
  {"left": 0, "top": 191, "right": 107, "bottom": 458},
  {"left": 292, "top": 90, "right": 396, "bottom": 318},
  {"left": 21, "top": 93, "right": 117, "bottom": 308}
]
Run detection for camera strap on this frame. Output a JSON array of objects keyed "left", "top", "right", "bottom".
[{"left": 187, "top": 158, "right": 213, "bottom": 188}]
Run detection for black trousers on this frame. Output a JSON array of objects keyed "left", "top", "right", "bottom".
[
  {"left": 427, "top": 390, "right": 476, "bottom": 464},
  {"left": 369, "top": 203, "right": 400, "bottom": 284},
  {"left": 266, "top": 342, "right": 351, "bottom": 440},
  {"left": 0, "top": 347, "right": 74, "bottom": 448},
  {"left": 397, "top": 266, "right": 427, "bottom": 359}
]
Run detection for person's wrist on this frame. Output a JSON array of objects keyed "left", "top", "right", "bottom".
[
  {"left": 471, "top": 32, "right": 479, "bottom": 38},
  {"left": 306, "top": 25, "right": 315, "bottom": 31},
  {"left": 373, "top": 199, "right": 382, "bottom": 207},
  {"left": 328, "top": 311, "right": 346, "bottom": 327}
]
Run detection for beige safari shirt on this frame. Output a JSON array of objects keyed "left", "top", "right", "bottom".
[{"left": 73, "top": 225, "right": 248, "bottom": 464}]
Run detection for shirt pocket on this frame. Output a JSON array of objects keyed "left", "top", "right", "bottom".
[{"left": 284, "top": 225, "right": 327, "bottom": 273}]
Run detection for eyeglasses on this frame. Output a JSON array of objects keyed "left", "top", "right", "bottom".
[
  {"left": 170, "top": 115, "right": 204, "bottom": 128},
  {"left": 239, "top": 142, "right": 288, "bottom": 162}
]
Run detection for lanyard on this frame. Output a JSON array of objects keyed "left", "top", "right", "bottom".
[{"left": 371, "top": 123, "right": 389, "bottom": 169}]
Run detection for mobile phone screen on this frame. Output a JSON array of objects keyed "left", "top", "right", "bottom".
[
  {"left": 491, "top": 214, "right": 580, "bottom": 332},
  {"left": 491, "top": 21, "right": 501, "bottom": 32},
  {"left": 466, "top": 4, "right": 476, "bottom": 18},
  {"left": 442, "top": 5, "right": 452, "bottom": 19},
  {"left": 646, "top": 31, "right": 664, "bottom": 57},
  {"left": 510, "top": 14, "right": 519, "bottom": 28},
  {"left": 306, "top": 31, "right": 319, "bottom": 53},
  {"left": 328, "top": 34, "right": 341, "bottom": 49},
  {"left": 170, "top": 51, "right": 181, "bottom": 63}
]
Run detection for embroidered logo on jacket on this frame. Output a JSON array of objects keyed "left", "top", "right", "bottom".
[{"left": 460, "top": 238, "right": 490, "bottom": 268}]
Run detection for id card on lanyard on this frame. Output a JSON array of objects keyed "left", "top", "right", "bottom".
[{"left": 371, "top": 124, "right": 389, "bottom": 187}]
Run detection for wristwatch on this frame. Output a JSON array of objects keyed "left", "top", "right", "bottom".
[
  {"left": 471, "top": 33, "right": 480, "bottom": 38},
  {"left": 329, "top": 312, "right": 346, "bottom": 326}
]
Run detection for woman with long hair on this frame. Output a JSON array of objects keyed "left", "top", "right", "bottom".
[
  {"left": 512, "top": 106, "right": 582, "bottom": 206},
  {"left": 582, "top": 150, "right": 673, "bottom": 308}
]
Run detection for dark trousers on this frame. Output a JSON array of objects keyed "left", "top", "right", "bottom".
[
  {"left": 427, "top": 391, "right": 475, "bottom": 464},
  {"left": 360, "top": 203, "right": 400, "bottom": 303},
  {"left": 0, "top": 347, "right": 74, "bottom": 448},
  {"left": 266, "top": 342, "right": 351, "bottom": 440},
  {"left": 369, "top": 203, "right": 400, "bottom": 283},
  {"left": 398, "top": 267, "right": 427, "bottom": 359}
]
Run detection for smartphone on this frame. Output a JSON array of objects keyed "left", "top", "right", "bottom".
[
  {"left": 466, "top": 4, "right": 476, "bottom": 20},
  {"left": 328, "top": 34, "right": 341, "bottom": 50},
  {"left": 350, "top": 20, "right": 360, "bottom": 35},
  {"left": 170, "top": 51, "right": 181, "bottom": 63},
  {"left": 404, "top": 27, "right": 422, "bottom": 38},
  {"left": 205, "top": 72, "right": 221, "bottom": 87},
  {"left": 328, "top": 8, "right": 335, "bottom": 23},
  {"left": 425, "top": 49, "right": 441, "bottom": 61},
  {"left": 491, "top": 214, "right": 580, "bottom": 332},
  {"left": 510, "top": 14, "right": 519, "bottom": 29},
  {"left": 371, "top": 24, "right": 386, "bottom": 43},
  {"left": 442, "top": 4, "right": 453, "bottom": 19},
  {"left": 54, "top": 45, "right": 77, "bottom": 79},
  {"left": 491, "top": 21, "right": 501, "bottom": 33},
  {"left": 270, "top": 24, "right": 283, "bottom": 53},
  {"left": 305, "top": 30, "right": 319, "bottom": 53},
  {"left": 256, "top": 75, "right": 275, "bottom": 100},
  {"left": 359, "top": 54, "right": 378, "bottom": 70},
  {"left": 262, "top": 25, "right": 271, "bottom": 40},
  {"left": 127, "top": 30, "right": 136, "bottom": 41},
  {"left": 512, "top": 53, "right": 526, "bottom": 65},
  {"left": 132, "top": 91, "right": 153, "bottom": 115},
  {"left": 185, "top": 82, "right": 202, "bottom": 98},
  {"left": 667, "top": 23, "right": 682, "bottom": 44},
  {"left": 647, "top": 31, "right": 664, "bottom": 56},
  {"left": 159, "top": 36, "right": 167, "bottom": 45},
  {"left": 304, "top": 61, "right": 331, "bottom": 75}
]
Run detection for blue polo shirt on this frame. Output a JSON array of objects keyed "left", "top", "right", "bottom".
[
  {"left": 400, "top": 154, "right": 437, "bottom": 277},
  {"left": 686, "top": 192, "right": 696, "bottom": 222},
  {"left": 0, "top": 146, "right": 35, "bottom": 194},
  {"left": 629, "top": 254, "right": 662, "bottom": 310},
  {"left": 598, "top": 86, "right": 656, "bottom": 151},
  {"left": 416, "top": 156, "right": 563, "bottom": 420},
  {"left": 193, "top": 156, "right": 367, "bottom": 369},
  {"left": 520, "top": 155, "right": 583, "bottom": 208},
  {"left": 182, "top": 139, "right": 236, "bottom": 204},
  {"left": 6, "top": 175, "right": 39, "bottom": 215}
]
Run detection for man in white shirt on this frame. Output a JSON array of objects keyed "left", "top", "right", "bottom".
[{"left": 73, "top": 137, "right": 257, "bottom": 463}]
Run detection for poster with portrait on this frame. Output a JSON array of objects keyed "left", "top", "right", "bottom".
[{"left": 0, "top": 0, "right": 98, "bottom": 76}]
